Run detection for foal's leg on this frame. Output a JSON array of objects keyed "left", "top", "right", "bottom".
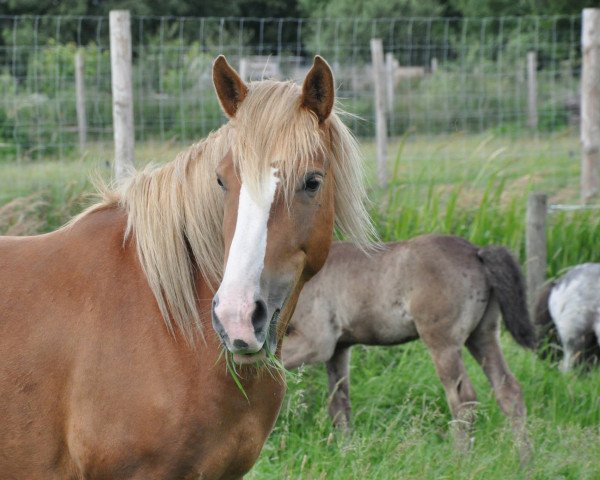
[
  {"left": 326, "top": 344, "right": 352, "bottom": 431},
  {"left": 466, "top": 316, "right": 531, "bottom": 465},
  {"left": 420, "top": 340, "right": 478, "bottom": 453}
]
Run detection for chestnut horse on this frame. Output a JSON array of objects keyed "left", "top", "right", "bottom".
[
  {"left": 0, "top": 56, "right": 374, "bottom": 479},
  {"left": 283, "top": 235, "right": 535, "bottom": 462}
]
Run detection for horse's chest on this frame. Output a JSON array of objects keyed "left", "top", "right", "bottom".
[
  {"left": 70, "top": 401, "right": 273, "bottom": 480},
  {"left": 187, "top": 424, "right": 268, "bottom": 480},
  {"left": 67, "top": 366, "right": 282, "bottom": 480}
]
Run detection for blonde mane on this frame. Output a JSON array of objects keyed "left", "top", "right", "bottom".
[{"left": 79, "top": 80, "right": 375, "bottom": 343}]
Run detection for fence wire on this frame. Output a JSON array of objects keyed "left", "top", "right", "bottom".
[{"left": 0, "top": 14, "right": 585, "bottom": 199}]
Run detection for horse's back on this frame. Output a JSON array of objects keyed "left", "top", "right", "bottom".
[
  {"left": 386, "top": 235, "right": 489, "bottom": 339},
  {"left": 343, "top": 234, "right": 486, "bottom": 304}
]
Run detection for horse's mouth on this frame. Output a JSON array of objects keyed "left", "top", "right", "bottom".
[{"left": 233, "top": 349, "right": 267, "bottom": 365}]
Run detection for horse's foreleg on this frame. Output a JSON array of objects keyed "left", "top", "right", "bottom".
[
  {"left": 466, "top": 330, "right": 531, "bottom": 466},
  {"left": 325, "top": 344, "right": 352, "bottom": 431}
]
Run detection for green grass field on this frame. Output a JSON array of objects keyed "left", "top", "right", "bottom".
[{"left": 1, "top": 131, "right": 599, "bottom": 479}]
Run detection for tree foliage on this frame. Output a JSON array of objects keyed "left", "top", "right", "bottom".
[
  {"left": 0, "top": 0, "right": 301, "bottom": 17},
  {"left": 449, "top": 0, "right": 597, "bottom": 17},
  {"left": 1, "top": 0, "right": 594, "bottom": 18},
  {"left": 298, "top": 0, "right": 445, "bottom": 18}
]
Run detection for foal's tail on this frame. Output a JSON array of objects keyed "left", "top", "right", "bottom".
[{"left": 477, "top": 246, "right": 536, "bottom": 349}]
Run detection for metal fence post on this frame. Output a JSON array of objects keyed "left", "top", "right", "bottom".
[{"left": 371, "top": 38, "right": 388, "bottom": 188}]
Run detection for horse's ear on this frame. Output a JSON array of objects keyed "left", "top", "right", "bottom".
[
  {"left": 213, "top": 55, "right": 248, "bottom": 118},
  {"left": 301, "top": 56, "right": 334, "bottom": 123}
]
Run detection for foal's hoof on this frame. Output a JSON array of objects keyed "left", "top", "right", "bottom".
[
  {"left": 331, "top": 414, "right": 351, "bottom": 434},
  {"left": 449, "top": 418, "right": 475, "bottom": 455},
  {"left": 452, "top": 436, "right": 474, "bottom": 456},
  {"left": 517, "top": 439, "right": 534, "bottom": 469}
]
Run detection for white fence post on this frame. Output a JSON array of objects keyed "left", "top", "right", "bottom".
[
  {"left": 526, "top": 192, "right": 547, "bottom": 316},
  {"left": 385, "top": 52, "right": 395, "bottom": 112},
  {"left": 239, "top": 58, "right": 248, "bottom": 82},
  {"left": 75, "top": 49, "right": 87, "bottom": 153},
  {"left": 110, "top": 10, "right": 135, "bottom": 180},
  {"left": 371, "top": 38, "right": 388, "bottom": 188},
  {"left": 581, "top": 8, "right": 600, "bottom": 203},
  {"left": 527, "top": 51, "right": 538, "bottom": 130},
  {"left": 385, "top": 52, "right": 395, "bottom": 135}
]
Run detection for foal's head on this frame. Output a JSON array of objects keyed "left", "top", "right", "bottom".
[{"left": 210, "top": 56, "right": 364, "bottom": 364}]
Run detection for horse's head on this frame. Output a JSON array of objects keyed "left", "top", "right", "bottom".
[{"left": 210, "top": 55, "right": 344, "bottom": 364}]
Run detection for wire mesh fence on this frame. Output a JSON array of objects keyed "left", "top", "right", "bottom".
[{"left": 0, "top": 14, "right": 586, "bottom": 200}]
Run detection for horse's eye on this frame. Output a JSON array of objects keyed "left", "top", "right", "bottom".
[
  {"left": 303, "top": 174, "right": 323, "bottom": 196},
  {"left": 217, "top": 176, "right": 225, "bottom": 190}
]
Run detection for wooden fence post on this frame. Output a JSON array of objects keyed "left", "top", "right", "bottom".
[
  {"left": 371, "top": 38, "right": 388, "bottom": 188},
  {"left": 385, "top": 53, "right": 394, "bottom": 112},
  {"left": 110, "top": 10, "right": 135, "bottom": 180},
  {"left": 527, "top": 51, "right": 538, "bottom": 130},
  {"left": 239, "top": 58, "right": 248, "bottom": 82},
  {"left": 526, "top": 192, "right": 547, "bottom": 316},
  {"left": 431, "top": 57, "right": 438, "bottom": 73},
  {"left": 75, "top": 49, "right": 87, "bottom": 152},
  {"left": 581, "top": 8, "right": 600, "bottom": 203},
  {"left": 385, "top": 52, "right": 395, "bottom": 135}
]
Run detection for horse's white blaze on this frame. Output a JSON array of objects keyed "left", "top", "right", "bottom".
[{"left": 216, "top": 168, "right": 278, "bottom": 326}]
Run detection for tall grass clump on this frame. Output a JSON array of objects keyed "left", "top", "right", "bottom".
[
  {"left": 368, "top": 136, "right": 600, "bottom": 276},
  {"left": 0, "top": 159, "right": 97, "bottom": 234}
]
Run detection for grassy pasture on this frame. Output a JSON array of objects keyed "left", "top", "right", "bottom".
[{"left": 1, "top": 131, "right": 599, "bottom": 478}]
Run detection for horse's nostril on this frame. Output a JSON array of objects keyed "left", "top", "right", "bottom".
[
  {"left": 233, "top": 339, "right": 248, "bottom": 349},
  {"left": 252, "top": 300, "right": 268, "bottom": 332}
]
